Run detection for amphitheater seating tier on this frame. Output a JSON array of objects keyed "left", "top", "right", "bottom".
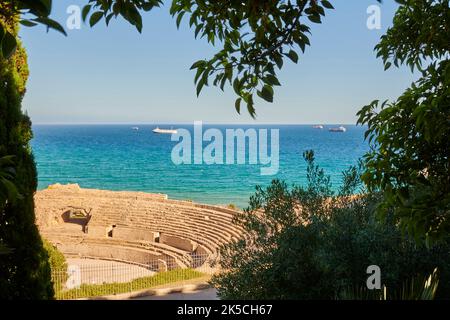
[{"left": 35, "top": 185, "right": 245, "bottom": 269}]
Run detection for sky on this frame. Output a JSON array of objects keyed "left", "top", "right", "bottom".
[{"left": 20, "top": 0, "right": 417, "bottom": 124}]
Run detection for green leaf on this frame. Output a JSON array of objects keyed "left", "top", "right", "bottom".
[
  {"left": 176, "top": 12, "right": 185, "bottom": 29},
  {"left": 40, "top": 0, "right": 52, "bottom": 14},
  {"left": 90, "top": 12, "right": 104, "bottom": 27},
  {"left": 190, "top": 60, "right": 205, "bottom": 70},
  {"left": 0, "top": 178, "right": 19, "bottom": 201},
  {"left": 20, "top": 20, "right": 38, "bottom": 27},
  {"left": 194, "top": 24, "right": 203, "bottom": 38},
  {"left": 274, "top": 54, "right": 283, "bottom": 70},
  {"left": 125, "top": 5, "right": 143, "bottom": 33},
  {"left": 82, "top": 5, "right": 92, "bottom": 22},
  {"left": 257, "top": 85, "right": 274, "bottom": 103},
  {"left": 34, "top": 17, "right": 67, "bottom": 35},
  {"left": 308, "top": 14, "right": 321, "bottom": 24},
  {"left": 194, "top": 67, "right": 205, "bottom": 84},
  {"left": 246, "top": 95, "right": 256, "bottom": 118},
  {"left": 225, "top": 64, "right": 233, "bottom": 82},
  {"left": 220, "top": 74, "right": 227, "bottom": 91},
  {"left": 235, "top": 98, "right": 242, "bottom": 114},
  {"left": 196, "top": 73, "right": 208, "bottom": 96},
  {"left": 105, "top": 13, "right": 114, "bottom": 26},
  {"left": 321, "top": 0, "right": 334, "bottom": 9},
  {"left": 233, "top": 78, "right": 241, "bottom": 94},
  {"left": 1, "top": 31, "right": 17, "bottom": 59},
  {"left": 296, "top": 38, "right": 306, "bottom": 53},
  {"left": 286, "top": 50, "right": 299, "bottom": 63},
  {"left": 263, "top": 75, "right": 281, "bottom": 86},
  {"left": 196, "top": 81, "right": 205, "bottom": 97},
  {"left": 0, "top": 24, "right": 5, "bottom": 43}
]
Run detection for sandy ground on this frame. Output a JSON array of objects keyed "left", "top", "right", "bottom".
[{"left": 66, "top": 258, "right": 155, "bottom": 286}]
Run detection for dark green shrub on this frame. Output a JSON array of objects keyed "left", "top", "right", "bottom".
[
  {"left": 0, "top": 15, "right": 53, "bottom": 299},
  {"left": 211, "top": 151, "right": 450, "bottom": 299},
  {"left": 43, "top": 240, "right": 68, "bottom": 289}
]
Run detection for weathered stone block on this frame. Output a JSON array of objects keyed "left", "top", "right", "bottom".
[
  {"left": 113, "top": 227, "right": 156, "bottom": 242},
  {"left": 160, "top": 234, "right": 198, "bottom": 252}
]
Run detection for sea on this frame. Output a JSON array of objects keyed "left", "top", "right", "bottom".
[{"left": 31, "top": 124, "right": 369, "bottom": 208}]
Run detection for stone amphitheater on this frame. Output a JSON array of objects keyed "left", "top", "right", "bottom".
[{"left": 35, "top": 184, "right": 244, "bottom": 272}]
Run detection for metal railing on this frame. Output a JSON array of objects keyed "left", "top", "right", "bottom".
[{"left": 52, "top": 254, "right": 216, "bottom": 300}]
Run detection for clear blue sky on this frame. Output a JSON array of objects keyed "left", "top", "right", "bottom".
[{"left": 20, "top": 0, "right": 416, "bottom": 124}]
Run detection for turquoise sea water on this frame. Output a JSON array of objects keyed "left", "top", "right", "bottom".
[{"left": 32, "top": 124, "right": 369, "bottom": 208}]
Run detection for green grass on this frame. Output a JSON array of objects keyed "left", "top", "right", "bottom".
[{"left": 55, "top": 268, "right": 205, "bottom": 299}]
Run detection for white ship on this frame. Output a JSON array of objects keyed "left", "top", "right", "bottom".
[
  {"left": 312, "top": 125, "right": 324, "bottom": 129},
  {"left": 329, "top": 126, "right": 347, "bottom": 133},
  {"left": 131, "top": 126, "right": 139, "bottom": 131},
  {"left": 152, "top": 127, "right": 178, "bottom": 134}
]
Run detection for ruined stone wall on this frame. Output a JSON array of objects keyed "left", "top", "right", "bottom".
[
  {"left": 160, "top": 234, "right": 198, "bottom": 252},
  {"left": 35, "top": 184, "right": 245, "bottom": 268},
  {"left": 112, "top": 227, "right": 158, "bottom": 242},
  {"left": 58, "top": 243, "right": 162, "bottom": 265}
]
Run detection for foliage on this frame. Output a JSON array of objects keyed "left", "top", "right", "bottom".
[
  {"left": 43, "top": 240, "right": 67, "bottom": 272},
  {"left": 0, "top": 155, "right": 20, "bottom": 257},
  {"left": 0, "top": 155, "right": 21, "bottom": 208},
  {"left": 0, "top": 155, "right": 22, "bottom": 198},
  {"left": 339, "top": 268, "right": 439, "bottom": 300},
  {"left": 55, "top": 268, "right": 205, "bottom": 299},
  {"left": 43, "top": 239, "right": 68, "bottom": 289},
  {"left": 1, "top": 0, "right": 447, "bottom": 300},
  {"left": 171, "top": 0, "right": 335, "bottom": 117},
  {"left": 82, "top": 0, "right": 162, "bottom": 33},
  {"left": 0, "top": 1, "right": 66, "bottom": 58},
  {"left": 81, "top": 0, "right": 335, "bottom": 117},
  {"left": 0, "top": 16, "right": 53, "bottom": 299},
  {"left": 375, "top": 0, "right": 449, "bottom": 72},
  {"left": 210, "top": 151, "right": 450, "bottom": 299},
  {"left": 357, "top": 0, "right": 450, "bottom": 244},
  {"left": 0, "top": 241, "right": 12, "bottom": 255},
  {"left": 2, "top": 1, "right": 387, "bottom": 117}
]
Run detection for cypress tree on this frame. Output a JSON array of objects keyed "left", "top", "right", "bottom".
[{"left": 0, "top": 10, "right": 53, "bottom": 299}]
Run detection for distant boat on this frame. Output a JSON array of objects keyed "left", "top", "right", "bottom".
[
  {"left": 312, "top": 125, "right": 324, "bottom": 129},
  {"left": 329, "top": 126, "right": 347, "bottom": 133},
  {"left": 131, "top": 127, "right": 139, "bottom": 131},
  {"left": 152, "top": 127, "right": 178, "bottom": 134}
]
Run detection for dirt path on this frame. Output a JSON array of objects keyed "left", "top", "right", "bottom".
[{"left": 133, "top": 288, "right": 218, "bottom": 300}]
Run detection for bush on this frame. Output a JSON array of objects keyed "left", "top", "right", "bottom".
[
  {"left": 43, "top": 240, "right": 68, "bottom": 289},
  {"left": 43, "top": 240, "right": 67, "bottom": 272},
  {"left": 211, "top": 151, "right": 450, "bottom": 299},
  {"left": 0, "top": 16, "right": 53, "bottom": 299}
]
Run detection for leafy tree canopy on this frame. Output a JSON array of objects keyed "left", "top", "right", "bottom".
[
  {"left": 357, "top": 0, "right": 450, "bottom": 245},
  {"left": 0, "top": 0, "right": 387, "bottom": 118},
  {"left": 0, "top": 155, "right": 21, "bottom": 208},
  {"left": 211, "top": 151, "right": 450, "bottom": 299}
]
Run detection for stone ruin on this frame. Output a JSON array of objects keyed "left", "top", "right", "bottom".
[{"left": 35, "top": 184, "right": 244, "bottom": 271}]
